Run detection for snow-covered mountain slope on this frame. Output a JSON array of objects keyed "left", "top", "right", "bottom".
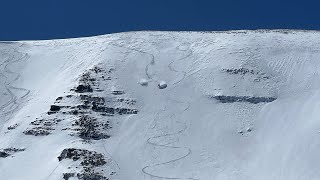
[{"left": 1, "top": 30, "right": 320, "bottom": 180}]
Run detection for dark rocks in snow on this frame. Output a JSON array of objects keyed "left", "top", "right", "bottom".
[
  {"left": 58, "top": 148, "right": 106, "bottom": 166},
  {"left": 92, "top": 105, "right": 114, "bottom": 114},
  {"left": 7, "top": 123, "right": 18, "bottom": 130},
  {"left": 79, "top": 72, "right": 94, "bottom": 85},
  {"left": 212, "top": 95, "right": 276, "bottom": 104},
  {"left": 58, "top": 148, "right": 81, "bottom": 161},
  {"left": 100, "top": 113, "right": 113, "bottom": 117},
  {"left": 238, "top": 127, "right": 253, "bottom": 135},
  {"left": 15, "top": 64, "right": 136, "bottom": 179},
  {"left": 72, "top": 115, "right": 110, "bottom": 140},
  {"left": 24, "top": 118, "right": 61, "bottom": 136},
  {"left": 79, "top": 94, "right": 137, "bottom": 115},
  {"left": 77, "top": 172, "right": 108, "bottom": 180},
  {"left": 104, "top": 76, "right": 112, "bottom": 80},
  {"left": 91, "top": 66, "right": 104, "bottom": 74},
  {"left": 77, "top": 105, "right": 90, "bottom": 109},
  {"left": 71, "top": 110, "right": 79, "bottom": 115},
  {"left": 80, "top": 95, "right": 105, "bottom": 105},
  {"left": 82, "top": 72, "right": 91, "bottom": 78},
  {"left": 47, "top": 111, "right": 58, "bottom": 115},
  {"left": 89, "top": 78, "right": 96, "bottom": 82},
  {"left": 30, "top": 118, "right": 60, "bottom": 126},
  {"left": 77, "top": 67, "right": 105, "bottom": 91},
  {"left": 22, "top": 64, "right": 135, "bottom": 177},
  {"left": 48, "top": 105, "right": 63, "bottom": 114},
  {"left": 222, "top": 67, "right": 255, "bottom": 75},
  {"left": 0, "top": 151, "right": 9, "bottom": 158},
  {"left": 63, "top": 173, "right": 75, "bottom": 180},
  {"left": 75, "top": 84, "right": 93, "bottom": 93},
  {"left": 92, "top": 105, "right": 138, "bottom": 115},
  {"left": 0, "top": 148, "right": 25, "bottom": 158},
  {"left": 111, "top": 90, "right": 125, "bottom": 95},
  {"left": 108, "top": 68, "right": 115, "bottom": 73},
  {"left": 222, "top": 67, "right": 270, "bottom": 80},
  {"left": 117, "top": 98, "right": 136, "bottom": 105},
  {"left": 50, "top": 105, "right": 61, "bottom": 111},
  {"left": 23, "top": 127, "right": 51, "bottom": 136},
  {"left": 59, "top": 148, "right": 109, "bottom": 180},
  {"left": 56, "top": 97, "right": 63, "bottom": 101},
  {"left": 3, "top": 148, "right": 25, "bottom": 153},
  {"left": 116, "top": 107, "right": 138, "bottom": 115}
]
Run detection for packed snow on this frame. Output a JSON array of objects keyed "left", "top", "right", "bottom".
[{"left": 1, "top": 30, "right": 320, "bottom": 180}]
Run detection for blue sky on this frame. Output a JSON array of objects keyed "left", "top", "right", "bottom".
[{"left": 0, "top": 0, "right": 319, "bottom": 40}]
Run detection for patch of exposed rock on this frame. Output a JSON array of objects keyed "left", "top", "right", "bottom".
[
  {"left": 0, "top": 148, "right": 25, "bottom": 158},
  {"left": 58, "top": 148, "right": 109, "bottom": 180},
  {"left": 72, "top": 115, "right": 110, "bottom": 140},
  {"left": 23, "top": 118, "right": 61, "bottom": 136},
  {"left": 212, "top": 95, "right": 277, "bottom": 104}
]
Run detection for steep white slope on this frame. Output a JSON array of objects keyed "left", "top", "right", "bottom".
[{"left": 1, "top": 30, "right": 320, "bottom": 180}]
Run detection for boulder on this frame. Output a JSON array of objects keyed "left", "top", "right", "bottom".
[
  {"left": 158, "top": 81, "right": 167, "bottom": 89},
  {"left": 0, "top": 151, "right": 9, "bottom": 158},
  {"left": 75, "top": 84, "right": 93, "bottom": 93},
  {"left": 139, "top": 78, "right": 148, "bottom": 86},
  {"left": 50, "top": 105, "right": 61, "bottom": 111}
]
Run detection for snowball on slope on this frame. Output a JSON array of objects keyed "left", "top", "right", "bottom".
[
  {"left": 158, "top": 81, "right": 167, "bottom": 89},
  {"left": 139, "top": 78, "right": 148, "bottom": 86}
]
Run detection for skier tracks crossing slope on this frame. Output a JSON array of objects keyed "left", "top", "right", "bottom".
[
  {"left": 142, "top": 42, "right": 198, "bottom": 180},
  {"left": 110, "top": 39, "right": 156, "bottom": 81},
  {"left": 0, "top": 45, "right": 30, "bottom": 122}
]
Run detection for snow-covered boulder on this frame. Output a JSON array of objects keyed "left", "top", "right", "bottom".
[
  {"left": 139, "top": 78, "right": 148, "bottom": 86},
  {"left": 158, "top": 81, "right": 167, "bottom": 89}
]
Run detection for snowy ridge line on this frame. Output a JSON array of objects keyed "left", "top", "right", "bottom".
[{"left": 3, "top": 29, "right": 320, "bottom": 42}]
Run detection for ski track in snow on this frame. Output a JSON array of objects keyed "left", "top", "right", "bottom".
[
  {"left": 142, "top": 100, "right": 197, "bottom": 180},
  {"left": 0, "top": 46, "right": 30, "bottom": 122},
  {"left": 110, "top": 40, "right": 156, "bottom": 81},
  {"left": 111, "top": 38, "right": 197, "bottom": 179},
  {"left": 142, "top": 43, "right": 198, "bottom": 180},
  {"left": 168, "top": 43, "right": 193, "bottom": 86}
]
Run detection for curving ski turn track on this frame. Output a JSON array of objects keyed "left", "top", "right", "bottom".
[
  {"left": 168, "top": 43, "right": 193, "bottom": 86},
  {"left": 0, "top": 45, "right": 30, "bottom": 122},
  {"left": 142, "top": 42, "right": 198, "bottom": 180},
  {"left": 110, "top": 39, "right": 156, "bottom": 81}
]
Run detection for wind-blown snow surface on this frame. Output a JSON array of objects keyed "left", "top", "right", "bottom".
[{"left": 1, "top": 30, "right": 320, "bottom": 180}]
